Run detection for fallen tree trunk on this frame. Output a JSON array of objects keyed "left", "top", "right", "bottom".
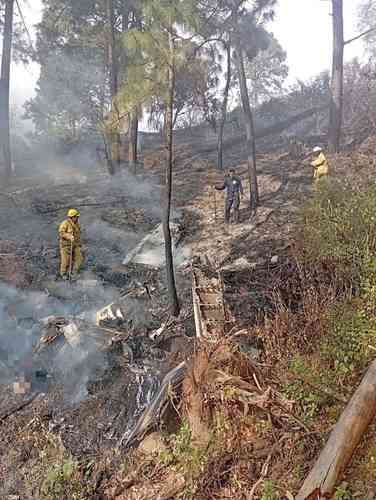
[{"left": 296, "top": 359, "right": 376, "bottom": 499}]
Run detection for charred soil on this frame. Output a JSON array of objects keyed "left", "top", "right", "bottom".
[{"left": 1, "top": 136, "right": 376, "bottom": 498}]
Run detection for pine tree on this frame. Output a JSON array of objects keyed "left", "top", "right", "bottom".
[{"left": 120, "top": 0, "right": 201, "bottom": 315}]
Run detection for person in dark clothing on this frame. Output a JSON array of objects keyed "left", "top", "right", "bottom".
[{"left": 215, "top": 169, "right": 244, "bottom": 223}]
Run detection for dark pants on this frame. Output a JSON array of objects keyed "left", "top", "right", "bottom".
[{"left": 225, "top": 195, "right": 240, "bottom": 223}]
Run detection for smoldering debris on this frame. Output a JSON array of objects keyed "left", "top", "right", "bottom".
[
  {"left": 0, "top": 264, "right": 184, "bottom": 413},
  {"left": 0, "top": 157, "right": 195, "bottom": 458},
  {"left": 0, "top": 282, "right": 110, "bottom": 402},
  {"left": 86, "top": 220, "right": 140, "bottom": 266}
]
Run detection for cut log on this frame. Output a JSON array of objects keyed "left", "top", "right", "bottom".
[{"left": 296, "top": 359, "right": 376, "bottom": 499}]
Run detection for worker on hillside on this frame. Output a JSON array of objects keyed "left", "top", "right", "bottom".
[
  {"left": 311, "top": 146, "right": 329, "bottom": 187},
  {"left": 58, "top": 208, "right": 83, "bottom": 280},
  {"left": 215, "top": 169, "right": 244, "bottom": 223}
]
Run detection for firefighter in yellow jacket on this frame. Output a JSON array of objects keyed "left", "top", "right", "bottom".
[
  {"left": 58, "top": 209, "right": 83, "bottom": 280},
  {"left": 311, "top": 146, "right": 329, "bottom": 186}
]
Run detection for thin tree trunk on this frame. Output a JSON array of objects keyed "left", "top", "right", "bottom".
[
  {"left": 106, "top": 0, "right": 121, "bottom": 172},
  {"left": 0, "top": 0, "right": 14, "bottom": 183},
  {"left": 235, "top": 41, "right": 259, "bottom": 214},
  {"left": 217, "top": 42, "right": 232, "bottom": 171},
  {"left": 126, "top": 7, "right": 142, "bottom": 173},
  {"left": 328, "top": 0, "right": 344, "bottom": 153},
  {"left": 163, "top": 34, "right": 180, "bottom": 317},
  {"left": 128, "top": 110, "right": 138, "bottom": 172}
]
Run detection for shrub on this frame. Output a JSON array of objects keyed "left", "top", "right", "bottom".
[
  {"left": 297, "top": 182, "right": 376, "bottom": 288},
  {"left": 41, "top": 458, "right": 80, "bottom": 499},
  {"left": 321, "top": 299, "right": 376, "bottom": 384}
]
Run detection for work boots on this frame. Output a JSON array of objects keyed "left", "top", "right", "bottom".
[{"left": 57, "top": 273, "right": 69, "bottom": 281}]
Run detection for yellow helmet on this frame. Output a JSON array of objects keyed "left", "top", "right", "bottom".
[{"left": 67, "top": 208, "right": 80, "bottom": 217}]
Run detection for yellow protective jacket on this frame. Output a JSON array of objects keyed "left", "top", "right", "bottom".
[
  {"left": 59, "top": 219, "right": 81, "bottom": 248},
  {"left": 311, "top": 152, "right": 329, "bottom": 179}
]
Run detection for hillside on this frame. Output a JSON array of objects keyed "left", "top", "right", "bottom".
[{"left": 0, "top": 131, "right": 376, "bottom": 498}]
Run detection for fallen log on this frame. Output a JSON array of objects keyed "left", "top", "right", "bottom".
[{"left": 296, "top": 359, "right": 376, "bottom": 499}]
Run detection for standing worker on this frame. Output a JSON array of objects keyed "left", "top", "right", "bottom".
[
  {"left": 310, "top": 146, "right": 329, "bottom": 187},
  {"left": 215, "top": 169, "right": 244, "bottom": 223},
  {"left": 58, "top": 208, "right": 83, "bottom": 280}
]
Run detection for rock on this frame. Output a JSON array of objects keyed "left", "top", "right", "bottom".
[
  {"left": 138, "top": 432, "right": 167, "bottom": 455},
  {"left": 270, "top": 255, "right": 279, "bottom": 264}
]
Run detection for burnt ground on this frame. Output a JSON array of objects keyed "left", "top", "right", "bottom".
[{"left": 0, "top": 136, "right": 316, "bottom": 498}]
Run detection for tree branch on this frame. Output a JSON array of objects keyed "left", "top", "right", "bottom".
[{"left": 344, "top": 25, "right": 376, "bottom": 46}]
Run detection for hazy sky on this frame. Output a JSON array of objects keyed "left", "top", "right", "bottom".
[{"left": 8, "top": 0, "right": 368, "bottom": 111}]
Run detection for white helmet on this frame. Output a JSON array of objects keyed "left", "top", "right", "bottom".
[{"left": 313, "top": 146, "right": 322, "bottom": 153}]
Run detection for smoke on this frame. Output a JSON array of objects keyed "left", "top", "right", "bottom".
[
  {"left": 86, "top": 220, "right": 140, "bottom": 266},
  {"left": 0, "top": 105, "right": 184, "bottom": 408},
  {"left": 101, "top": 171, "right": 163, "bottom": 219},
  {"left": 0, "top": 280, "right": 115, "bottom": 403},
  {"left": 0, "top": 284, "right": 62, "bottom": 384}
]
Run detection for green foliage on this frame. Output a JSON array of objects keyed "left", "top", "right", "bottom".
[
  {"left": 298, "top": 182, "right": 376, "bottom": 381},
  {"left": 283, "top": 379, "right": 323, "bottom": 422},
  {"left": 299, "top": 182, "right": 376, "bottom": 287},
  {"left": 321, "top": 300, "right": 376, "bottom": 382},
  {"left": 119, "top": 0, "right": 205, "bottom": 128},
  {"left": 283, "top": 182, "right": 376, "bottom": 426},
  {"left": 245, "top": 31, "right": 288, "bottom": 106},
  {"left": 41, "top": 458, "right": 80, "bottom": 500},
  {"left": 334, "top": 483, "right": 355, "bottom": 500},
  {"left": 158, "top": 421, "right": 208, "bottom": 484},
  {"left": 261, "top": 480, "right": 278, "bottom": 500},
  {"left": 26, "top": 0, "right": 108, "bottom": 144}
]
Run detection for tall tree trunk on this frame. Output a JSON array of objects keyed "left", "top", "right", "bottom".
[
  {"left": 217, "top": 42, "right": 231, "bottom": 171},
  {"left": 106, "top": 0, "right": 121, "bottom": 173},
  {"left": 163, "top": 34, "right": 180, "bottom": 317},
  {"left": 124, "top": 6, "right": 139, "bottom": 173},
  {"left": 0, "top": 0, "right": 14, "bottom": 183},
  {"left": 234, "top": 41, "right": 259, "bottom": 214},
  {"left": 128, "top": 110, "right": 138, "bottom": 172},
  {"left": 328, "top": 0, "right": 344, "bottom": 153}
]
